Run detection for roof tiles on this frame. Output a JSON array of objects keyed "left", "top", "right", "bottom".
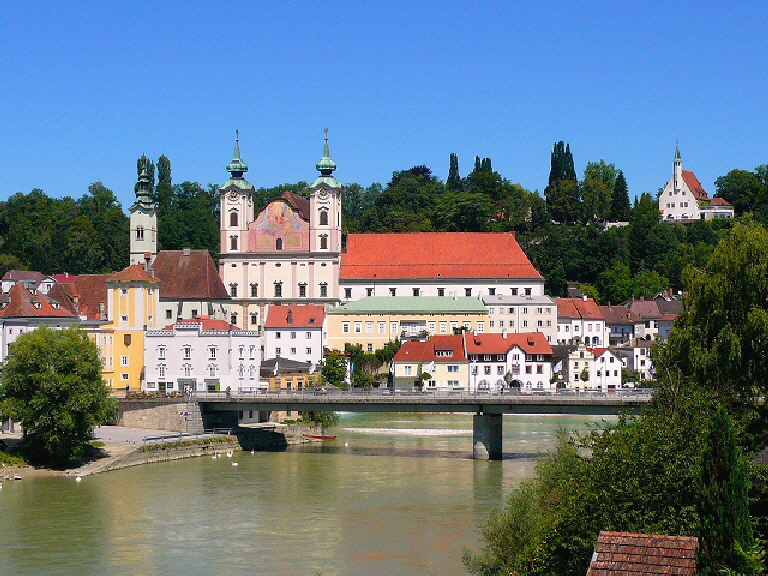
[
  {"left": 393, "top": 335, "right": 467, "bottom": 364},
  {"left": 151, "top": 250, "right": 230, "bottom": 300},
  {"left": 340, "top": 232, "right": 542, "bottom": 280},
  {"left": 463, "top": 331, "right": 552, "bottom": 355},
  {"left": 682, "top": 170, "right": 708, "bottom": 201},
  {"left": 587, "top": 531, "right": 698, "bottom": 575},
  {"left": 555, "top": 297, "right": 604, "bottom": 320},
  {"left": 265, "top": 305, "right": 325, "bottom": 329},
  {"left": 0, "top": 283, "right": 77, "bottom": 319}
]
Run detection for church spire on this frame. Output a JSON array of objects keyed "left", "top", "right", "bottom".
[
  {"left": 134, "top": 166, "right": 154, "bottom": 207},
  {"left": 315, "top": 127, "right": 337, "bottom": 176},
  {"left": 674, "top": 142, "right": 681, "bottom": 165},
  {"left": 226, "top": 129, "right": 249, "bottom": 179}
]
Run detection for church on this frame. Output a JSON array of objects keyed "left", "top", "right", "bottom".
[{"left": 130, "top": 131, "right": 546, "bottom": 333}]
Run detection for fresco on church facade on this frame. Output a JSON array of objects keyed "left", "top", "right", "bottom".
[{"left": 248, "top": 200, "right": 309, "bottom": 252}]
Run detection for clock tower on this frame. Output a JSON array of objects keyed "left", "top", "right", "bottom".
[
  {"left": 309, "top": 128, "right": 343, "bottom": 253},
  {"left": 219, "top": 131, "right": 255, "bottom": 255}
]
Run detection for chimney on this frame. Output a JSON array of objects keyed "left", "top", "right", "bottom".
[
  {"left": 473, "top": 331, "right": 477, "bottom": 337},
  {"left": 183, "top": 247, "right": 191, "bottom": 256},
  {"left": 502, "top": 329, "right": 507, "bottom": 339},
  {"left": 286, "top": 308, "right": 293, "bottom": 325},
  {"left": 582, "top": 294, "right": 587, "bottom": 302},
  {"left": 640, "top": 296, "right": 645, "bottom": 301},
  {"left": 99, "top": 301, "right": 106, "bottom": 320}
]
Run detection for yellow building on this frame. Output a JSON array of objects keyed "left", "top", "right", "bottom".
[{"left": 326, "top": 297, "right": 490, "bottom": 352}]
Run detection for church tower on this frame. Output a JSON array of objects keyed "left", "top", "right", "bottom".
[
  {"left": 129, "top": 167, "right": 158, "bottom": 268},
  {"left": 219, "top": 131, "right": 255, "bottom": 255},
  {"left": 309, "top": 128, "right": 343, "bottom": 253}
]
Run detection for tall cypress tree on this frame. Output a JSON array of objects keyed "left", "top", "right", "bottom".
[
  {"left": 610, "top": 170, "right": 631, "bottom": 221},
  {"left": 446, "top": 153, "right": 461, "bottom": 190},
  {"left": 545, "top": 141, "right": 580, "bottom": 223},
  {"left": 697, "top": 404, "right": 757, "bottom": 572},
  {"left": 155, "top": 155, "right": 173, "bottom": 217},
  {"left": 474, "top": 156, "right": 482, "bottom": 173}
]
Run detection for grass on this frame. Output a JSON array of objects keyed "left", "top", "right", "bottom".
[{"left": 0, "top": 449, "right": 26, "bottom": 466}]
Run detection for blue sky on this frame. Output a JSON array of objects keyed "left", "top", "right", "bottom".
[{"left": 2, "top": 1, "right": 767, "bottom": 210}]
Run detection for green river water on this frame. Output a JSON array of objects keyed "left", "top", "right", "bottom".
[{"left": 0, "top": 412, "right": 610, "bottom": 575}]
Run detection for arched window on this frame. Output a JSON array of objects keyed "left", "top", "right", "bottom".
[
  {"left": 230, "top": 211, "right": 238, "bottom": 227},
  {"left": 320, "top": 210, "right": 328, "bottom": 226},
  {"left": 250, "top": 283, "right": 258, "bottom": 297},
  {"left": 230, "top": 283, "right": 238, "bottom": 297},
  {"left": 230, "top": 235, "right": 238, "bottom": 250},
  {"left": 276, "top": 237, "right": 283, "bottom": 250},
  {"left": 320, "top": 235, "right": 328, "bottom": 250},
  {"left": 136, "top": 225, "right": 144, "bottom": 241}
]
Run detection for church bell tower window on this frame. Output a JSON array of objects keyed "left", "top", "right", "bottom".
[
  {"left": 320, "top": 210, "right": 328, "bottom": 226},
  {"left": 230, "top": 211, "right": 238, "bottom": 227}
]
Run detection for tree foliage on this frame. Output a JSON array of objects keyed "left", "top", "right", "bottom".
[
  {"left": 321, "top": 351, "right": 348, "bottom": 388},
  {"left": 0, "top": 326, "right": 115, "bottom": 466}
]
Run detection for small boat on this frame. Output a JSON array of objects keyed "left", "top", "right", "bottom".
[{"left": 302, "top": 434, "right": 337, "bottom": 441}]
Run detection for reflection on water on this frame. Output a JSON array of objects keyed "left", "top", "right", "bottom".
[{"left": 0, "top": 413, "right": 611, "bottom": 575}]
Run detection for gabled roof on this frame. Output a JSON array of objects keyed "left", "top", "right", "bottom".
[
  {"left": 151, "top": 250, "right": 230, "bottom": 300},
  {"left": 279, "top": 193, "right": 311, "bottom": 220},
  {"left": 463, "top": 331, "right": 552, "bottom": 356},
  {"left": 328, "top": 296, "right": 487, "bottom": 315},
  {"left": 0, "top": 283, "right": 77, "bottom": 319},
  {"left": 627, "top": 299, "right": 662, "bottom": 320},
  {"left": 555, "top": 297, "right": 604, "bottom": 320},
  {"left": 710, "top": 197, "right": 731, "bottom": 206},
  {"left": 599, "top": 305, "right": 642, "bottom": 325},
  {"left": 656, "top": 298, "right": 682, "bottom": 320},
  {"left": 587, "top": 531, "right": 698, "bottom": 575},
  {"left": 46, "top": 283, "right": 80, "bottom": 315},
  {"left": 682, "top": 170, "right": 708, "bottom": 201},
  {"left": 265, "top": 305, "right": 324, "bottom": 329},
  {"left": 340, "top": 232, "right": 542, "bottom": 280},
  {"left": 550, "top": 344, "right": 578, "bottom": 360},
  {"left": 109, "top": 264, "right": 159, "bottom": 284},
  {"left": 393, "top": 335, "right": 467, "bottom": 364},
  {"left": 51, "top": 273, "right": 78, "bottom": 284}
]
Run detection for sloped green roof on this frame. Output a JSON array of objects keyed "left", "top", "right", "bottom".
[{"left": 328, "top": 296, "right": 488, "bottom": 315}]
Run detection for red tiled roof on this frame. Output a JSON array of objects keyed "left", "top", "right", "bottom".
[
  {"left": 151, "top": 250, "right": 230, "bottom": 300},
  {"left": 393, "top": 335, "right": 467, "bottom": 363},
  {"left": 69, "top": 274, "right": 110, "bottom": 320},
  {"left": 710, "top": 197, "right": 731, "bottom": 206},
  {"left": 46, "top": 283, "right": 80, "bottom": 315},
  {"left": 555, "top": 297, "right": 604, "bottom": 320},
  {"left": 280, "top": 193, "right": 311, "bottom": 220},
  {"left": 463, "top": 331, "right": 552, "bottom": 355},
  {"left": 682, "top": 170, "right": 708, "bottom": 201},
  {"left": 109, "top": 264, "right": 159, "bottom": 284},
  {"left": 51, "top": 273, "right": 78, "bottom": 284},
  {"left": 265, "top": 305, "right": 324, "bottom": 329},
  {"left": 587, "top": 531, "right": 698, "bottom": 575},
  {"left": 0, "top": 283, "right": 77, "bottom": 319},
  {"left": 341, "top": 232, "right": 542, "bottom": 280}
]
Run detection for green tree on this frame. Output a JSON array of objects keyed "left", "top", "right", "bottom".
[
  {"left": 78, "top": 182, "right": 129, "bottom": 272},
  {"left": 0, "top": 254, "right": 27, "bottom": 277},
  {"left": 544, "top": 141, "right": 578, "bottom": 223},
  {"left": 714, "top": 169, "right": 765, "bottom": 215},
  {"left": 610, "top": 170, "right": 631, "bottom": 221},
  {"left": 0, "top": 326, "right": 115, "bottom": 466},
  {"left": 582, "top": 160, "right": 617, "bottom": 222},
  {"left": 697, "top": 405, "right": 759, "bottom": 573},
  {"left": 657, "top": 221, "right": 768, "bottom": 449},
  {"left": 321, "top": 352, "right": 348, "bottom": 388},
  {"left": 446, "top": 153, "right": 462, "bottom": 190},
  {"left": 64, "top": 215, "right": 105, "bottom": 274},
  {"left": 155, "top": 155, "right": 173, "bottom": 217}
]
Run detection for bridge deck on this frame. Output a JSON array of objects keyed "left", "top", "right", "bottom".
[{"left": 190, "top": 390, "right": 651, "bottom": 416}]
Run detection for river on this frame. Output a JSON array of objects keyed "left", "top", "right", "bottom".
[{"left": 0, "top": 412, "right": 610, "bottom": 575}]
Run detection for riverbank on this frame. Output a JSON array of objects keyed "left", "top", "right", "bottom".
[{"left": 0, "top": 423, "right": 322, "bottom": 480}]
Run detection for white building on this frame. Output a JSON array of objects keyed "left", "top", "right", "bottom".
[
  {"left": 659, "top": 146, "right": 733, "bottom": 222},
  {"left": 144, "top": 317, "right": 261, "bottom": 393},
  {"left": 339, "top": 232, "right": 544, "bottom": 302},
  {"left": 263, "top": 305, "right": 324, "bottom": 365},
  {"left": 555, "top": 297, "right": 608, "bottom": 346},
  {"left": 483, "top": 294, "right": 557, "bottom": 343},
  {"left": 463, "top": 331, "right": 554, "bottom": 392},
  {"left": 129, "top": 167, "right": 159, "bottom": 268}
]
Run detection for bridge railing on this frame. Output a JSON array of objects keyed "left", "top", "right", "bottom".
[{"left": 188, "top": 387, "right": 653, "bottom": 401}]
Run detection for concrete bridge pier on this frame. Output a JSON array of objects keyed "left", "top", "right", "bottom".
[{"left": 473, "top": 413, "right": 502, "bottom": 460}]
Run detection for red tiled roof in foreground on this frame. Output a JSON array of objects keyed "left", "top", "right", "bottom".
[
  {"left": 265, "top": 305, "right": 324, "bottom": 329},
  {"left": 587, "top": 531, "right": 698, "bottom": 575},
  {"left": 109, "top": 264, "right": 159, "bottom": 284},
  {"left": 710, "top": 197, "right": 731, "bottom": 206},
  {"left": 682, "top": 170, "right": 708, "bottom": 201},
  {"left": 393, "top": 335, "right": 467, "bottom": 364},
  {"left": 340, "top": 232, "right": 542, "bottom": 280},
  {"left": 463, "top": 331, "right": 552, "bottom": 356},
  {"left": 555, "top": 297, "right": 604, "bottom": 320}
]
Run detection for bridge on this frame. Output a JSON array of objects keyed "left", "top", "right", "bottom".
[{"left": 192, "top": 389, "right": 652, "bottom": 460}]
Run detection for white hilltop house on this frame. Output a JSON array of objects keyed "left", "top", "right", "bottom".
[{"left": 144, "top": 317, "right": 262, "bottom": 393}]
